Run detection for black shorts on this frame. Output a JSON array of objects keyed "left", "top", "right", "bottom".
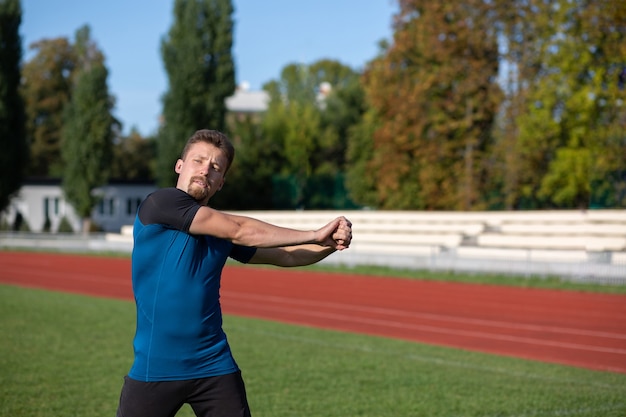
[{"left": 116, "top": 371, "right": 252, "bottom": 417}]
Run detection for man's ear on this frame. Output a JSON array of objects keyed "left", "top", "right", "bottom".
[{"left": 174, "top": 159, "right": 183, "bottom": 174}]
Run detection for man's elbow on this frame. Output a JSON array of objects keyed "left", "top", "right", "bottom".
[{"left": 230, "top": 225, "right": 266, "bottom": 247}]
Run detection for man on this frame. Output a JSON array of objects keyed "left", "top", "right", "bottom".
[{"left": 116, "top": 129, "right": 352, "bottom": 417}]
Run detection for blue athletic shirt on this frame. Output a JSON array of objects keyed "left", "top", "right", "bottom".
[{"left": 128, "top": 187, "right": 257, "bottom": 382}]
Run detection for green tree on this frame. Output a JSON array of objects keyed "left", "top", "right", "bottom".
[
  {"left": 215, "top": 112, "right": 284, "bottom": 209},
  {"left": 311, "top": 60, "right": 366, "bottom": 175},
  {"left": 345, "top": 40, "right": 389, "bottom": 208},
  {"left": 284, "top": 100, "right": 320, "bottom": 207},
  {"left": 512, "top": 0, "right": 626, "bottom": 209},
  {"left": 258, "top": 60, "right": 364, "bottom": 209},
  {"left": 61, "top": 25, "right": 115, "bottom": 233},
  {"left": 111, "top": 128, "right": 156, "bottom": 181},
  {"left": 263, "top": 66, "right": 319, "bottom": 192},
  {"left": 345, "top": 107, "right": 382, "bottom": 208},
  {"left": 0, "top": 0, "right": 28, "bottom": 212},
  {"left": 491, "top": 0, "right": 626, "bottom": 209},
  {"left": 21, "top": 38, "right": 76, "bottom": 177},
  {"left": 360, "top": 0, "right": 502, "bottom": 210},
  {"left": 157, "top": 0, "right": 235, "bottom": 187},
  {"left": 596, "top": 0, "right": 626, "bottom": 207},
  {"left": 266, "top": 60, "right": 364, "bottom": 175},
  {"left": 486, "top": 0, "right": 547, "bottom": 210}
]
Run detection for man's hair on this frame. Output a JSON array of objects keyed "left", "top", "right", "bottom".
[{"left": 181, "top": 129, "right": 235, "bottom": 172}]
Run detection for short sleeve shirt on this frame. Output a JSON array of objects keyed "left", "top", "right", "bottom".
[{"left": 128, "top": 188, "right": 256, "bottom": 382}]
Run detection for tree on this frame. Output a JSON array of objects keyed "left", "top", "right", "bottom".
[
  {"left": 490, "top": 0, "right": 626, "bottom": 209},
  {"left": 509, "top": 0, "right": 626, "bottom": 209},
  {"left": 157, "top": 0, "right": 236, "bottom": 187},
  {"left": 358, "top": 0, "right": 502, "bottom": 210},
  {"left": 21, "top": 38, "right": 76, "bottom": 177},
  {"left": 61, "top": 25, "right": 115, "bottom": 233},
  {"left": 110, "top": 128, "right": 156, "bottom": 181},
  {"left": 264, "top": 60, "right": 364, "bottom": 176},
  {"left": 486, "top": 0, "right": 548, "bottom": 210},
  {"left": 345, "top": 40, "right": 389, "bottom": 208},
  {"left": 596, "top": 0, "right": 626, "bottom": 207},
  {"left": 345, "top": 108, "right": 382, "bottom": 208},
  {"left": 255, "top": 60, "right": 364, "bottom": 209},
  {"left": 214, "top": 112, "right": 284, "bottom": 209},
  {"left": 0, "top": 0, "right": 28, "bottom": 212},
  {"left": 310, "top": 60, "right": 366, "bottom": 175}
]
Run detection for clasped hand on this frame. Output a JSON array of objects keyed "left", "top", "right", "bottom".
[{"left": 330, "top": 217, "right": 353, "bottom": 250}]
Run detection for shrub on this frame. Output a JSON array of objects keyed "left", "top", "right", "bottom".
[{"left": 57, "top": 216, "right": 74, "bottom": 233}]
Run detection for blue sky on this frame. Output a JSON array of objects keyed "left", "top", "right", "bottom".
[{"left": 21, "top": 0, "right": 398, "bottom": 136}]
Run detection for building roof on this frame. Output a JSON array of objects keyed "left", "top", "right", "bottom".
[{"left": 225, "top": 88, "right": 269, "bottom": 113}]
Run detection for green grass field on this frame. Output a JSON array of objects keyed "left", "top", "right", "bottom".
[{"left": 1, "top": 284, "right": 625, "bottom": 417}]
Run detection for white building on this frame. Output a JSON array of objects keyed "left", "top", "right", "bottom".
[
  {"left": 3, "top": 178, "right": 157, "bottom": 233},
  {"left": 225, "top": 83, "right": 269, "bottom": 113}
]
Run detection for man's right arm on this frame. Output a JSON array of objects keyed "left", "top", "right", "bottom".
[{"left": 188, "top": 206, "right": 349, "bottom": 250}]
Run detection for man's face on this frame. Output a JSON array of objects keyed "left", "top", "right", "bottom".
[{"left": 175, "top": 142, "right": 228, "bottom": 205}]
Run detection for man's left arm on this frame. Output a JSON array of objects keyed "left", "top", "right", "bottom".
[
  {"left": 248, "top": 218, "right": 352, "bottom": 267},
  {"left": 248, "top": 245, "right": 336, "bottom": 267}
]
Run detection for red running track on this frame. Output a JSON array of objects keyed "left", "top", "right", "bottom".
[{"left": 1, "top": 251, "right": 625, "bottom": 374}]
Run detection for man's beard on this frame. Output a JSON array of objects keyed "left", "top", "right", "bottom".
[{"left": 187, "top": 176, "right": 209, "bottom": 202}]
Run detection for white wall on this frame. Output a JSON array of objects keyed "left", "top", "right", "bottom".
[
  {"left": 92, "top": 184, "right": 157, "bottom": 232},
  {"left": 3, "top": 181, "right": 157, "bottom": 233}
]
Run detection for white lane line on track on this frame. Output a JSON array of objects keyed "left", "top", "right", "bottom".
[
  {"left": 223, "top": 290, "right": 626, "bottom": 340},
  {"left": 224, "top": 298, "right": 626, "bottom": 355}
]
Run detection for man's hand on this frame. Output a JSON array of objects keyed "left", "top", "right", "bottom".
[
  {"left": 249, "top": 217, "right": 353, "bottom": 267},
  {"left": 316, "top": 216, "right": 352, "bottom": 250},
  {"left": 333, "top": 217, "right": 352, "bottom": 250}
]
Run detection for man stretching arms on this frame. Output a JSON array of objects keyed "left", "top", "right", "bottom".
[{"left": 116, "top": 129, "right": 352, "bottom": 417}]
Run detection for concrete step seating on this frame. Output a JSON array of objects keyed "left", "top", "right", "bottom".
[
  {"left": 113, "top": 209, "right": 626, "bottom": 254},
  {"left": 477, "top": 212, "right": 626, "bottom": 252},
  {"left": 497, "top": 223, "right": 626, "bottom": 236},
  {"left": 239, "top": 210, "right": 626, "bottom": 254},
  {"left": 476, "top": 234, "right": 626, "bottom": 252},
  {"left": 235, "top": 211, "right": 482, "bottom": 251}
]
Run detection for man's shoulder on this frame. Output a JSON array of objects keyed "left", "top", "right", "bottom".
[
  {"left": 145, "top": 188, "right": 194, "bottom": 206},
  {"left": 150, "top": 187, "right": 185, "bottom": 198},
  {"left": 139, "top": 188, "right": 199, "bottom": 230}
]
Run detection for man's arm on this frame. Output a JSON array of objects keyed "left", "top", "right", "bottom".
[
  {"left": 189, "top": 206, "right": 350, "bottom": 250},
  {"left": 247, "top": 245, "right": 337, "bottom": 267},
  {"left": 247, "top": 218, "right": 352, "bottom": 267}
]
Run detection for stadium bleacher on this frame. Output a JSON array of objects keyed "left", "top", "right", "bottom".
[
  {"left": 3, "top": 209, "right": 620, "bottom": 281},
  {"left": 220, "top": 210, "right": 626, "bottom": 281}
]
